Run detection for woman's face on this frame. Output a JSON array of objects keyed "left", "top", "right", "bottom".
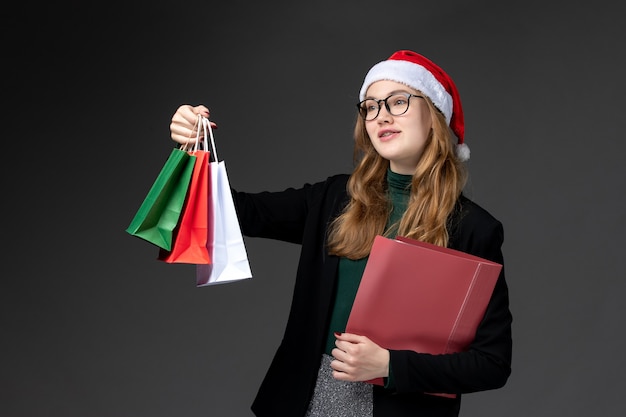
[{"left": 364, "top": 80, "right": 432, "bottom": 175}]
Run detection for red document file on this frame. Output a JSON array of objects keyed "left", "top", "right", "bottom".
[{"left": 345, "top": 235, "right": 502, "bottom": 393}]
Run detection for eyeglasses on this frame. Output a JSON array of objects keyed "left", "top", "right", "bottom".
[{"left": 357, "top": 93, "right": 424, "bottom": 121}]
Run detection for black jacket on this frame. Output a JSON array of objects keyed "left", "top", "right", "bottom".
[{"left": 233, "top": 174, "right": 512, "bottom": 417}]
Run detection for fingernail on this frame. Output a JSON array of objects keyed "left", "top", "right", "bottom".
[{"left": 334, "top": 332, "right": 342, "bottom": 336}]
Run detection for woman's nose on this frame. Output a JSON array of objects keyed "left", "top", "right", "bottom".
[{"left": 377, "top": 103, "right": 393, "bottom": 122}]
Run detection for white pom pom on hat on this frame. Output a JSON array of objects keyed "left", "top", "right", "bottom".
[{"left": 360, "top": 50, "right": 470, "bottom": 161}]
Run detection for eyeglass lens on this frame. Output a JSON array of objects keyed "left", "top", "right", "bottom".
[{"left": 358, "top": 94, "right": 417, "bottom": 121}]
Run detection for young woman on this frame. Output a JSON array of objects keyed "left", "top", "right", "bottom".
[{"left": 169, "top": 50, "right": 512, "bottom": 417}]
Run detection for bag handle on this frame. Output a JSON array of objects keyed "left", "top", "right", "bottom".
[
  {"left": 180, "top": 114, "right": 211, "bottom": 153},
  {"left": 200, "top": 116, "right": 218, "bottom": 162}
]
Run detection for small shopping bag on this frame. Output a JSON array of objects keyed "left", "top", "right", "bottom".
[
  {"left": 196, "top": 117, "right": 252, "bottom": 286},
  {"left": 158, "top": 122, "right": 212, "bottom": 264},
  {"left": 126, "top": 147, "right": 196, "bottom": 251}
]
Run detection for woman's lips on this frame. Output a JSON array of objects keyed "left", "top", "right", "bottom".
[{"left": 378, "top": 129, "right": 399, "bottom": 141}]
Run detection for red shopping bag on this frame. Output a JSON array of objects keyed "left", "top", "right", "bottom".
[{"left": 158, "top": 119, "right": 212, "bottom": 264}]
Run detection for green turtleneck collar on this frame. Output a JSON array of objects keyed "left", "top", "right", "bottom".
[{"left": 386, "top": 167, "right": 413, "bottom": 193}]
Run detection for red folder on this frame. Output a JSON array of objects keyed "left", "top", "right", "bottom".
[{"left": 345, "top": 235, "right": 502, "bottom": 395}]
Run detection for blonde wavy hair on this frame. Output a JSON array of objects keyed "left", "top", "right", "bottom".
[{"left": 327, "top": 95, "right": 468, "bottom": 259}]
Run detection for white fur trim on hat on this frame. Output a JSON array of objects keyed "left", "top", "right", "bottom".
[
  {"left": 359, "top": 60, "right": 454, "bottom": 124},
  {"left": 456, "top": 143, "right": 470, "bottom": 162}
]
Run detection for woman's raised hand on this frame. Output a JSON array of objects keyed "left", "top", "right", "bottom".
[{"left": 169, "top": 104, "right": 217, "bottom": 145}]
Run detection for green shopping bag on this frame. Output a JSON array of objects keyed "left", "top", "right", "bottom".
[{"left": 126, "top": 148, "right": 197, "bottom": 250}]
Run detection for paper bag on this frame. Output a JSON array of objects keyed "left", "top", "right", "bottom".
[
  {"left": 158, "top": 149, "right": 211, "bottom": 264},
  {"left": 126, "top": 147, "right": 196, "bottom": 250},
  {"left": 196, "top": 117, "right": 252, "bottom": 286}
]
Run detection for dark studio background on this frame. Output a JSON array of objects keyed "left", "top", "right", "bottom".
[{"left": 3, "top": 1, "right": 625, "bottom": 416}]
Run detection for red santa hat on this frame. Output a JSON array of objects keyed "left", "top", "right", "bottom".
[{"left": 359, "top": 50, "right": 470, "bottom": 161}]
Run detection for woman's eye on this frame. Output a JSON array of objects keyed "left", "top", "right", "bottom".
[{"left": 392, "top": 98, "right": 407, "bottom": 106}]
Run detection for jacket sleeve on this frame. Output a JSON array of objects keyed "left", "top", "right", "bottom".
[
  {"left": 231, "top": 175, "right": 347, "bottom": 245},
  {"left": 388, "top": 201, "right": 513, "bottom": 395}
]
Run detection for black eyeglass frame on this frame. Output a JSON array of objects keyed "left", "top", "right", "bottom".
[{"left": 356, "top": 93, "right": 424, "bottom": 121}]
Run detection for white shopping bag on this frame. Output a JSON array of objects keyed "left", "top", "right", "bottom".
[{"left": 196, "top": 117, "right": 253, "bottom": 286}]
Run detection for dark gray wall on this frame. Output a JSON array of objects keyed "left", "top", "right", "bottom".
[{"left": 3, "top": 1, "right": 625, "bottom": 416}]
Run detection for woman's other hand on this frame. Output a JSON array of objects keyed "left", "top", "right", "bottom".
[{"left": 330, "top": 332, "right": 390, "bottom": 382}]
